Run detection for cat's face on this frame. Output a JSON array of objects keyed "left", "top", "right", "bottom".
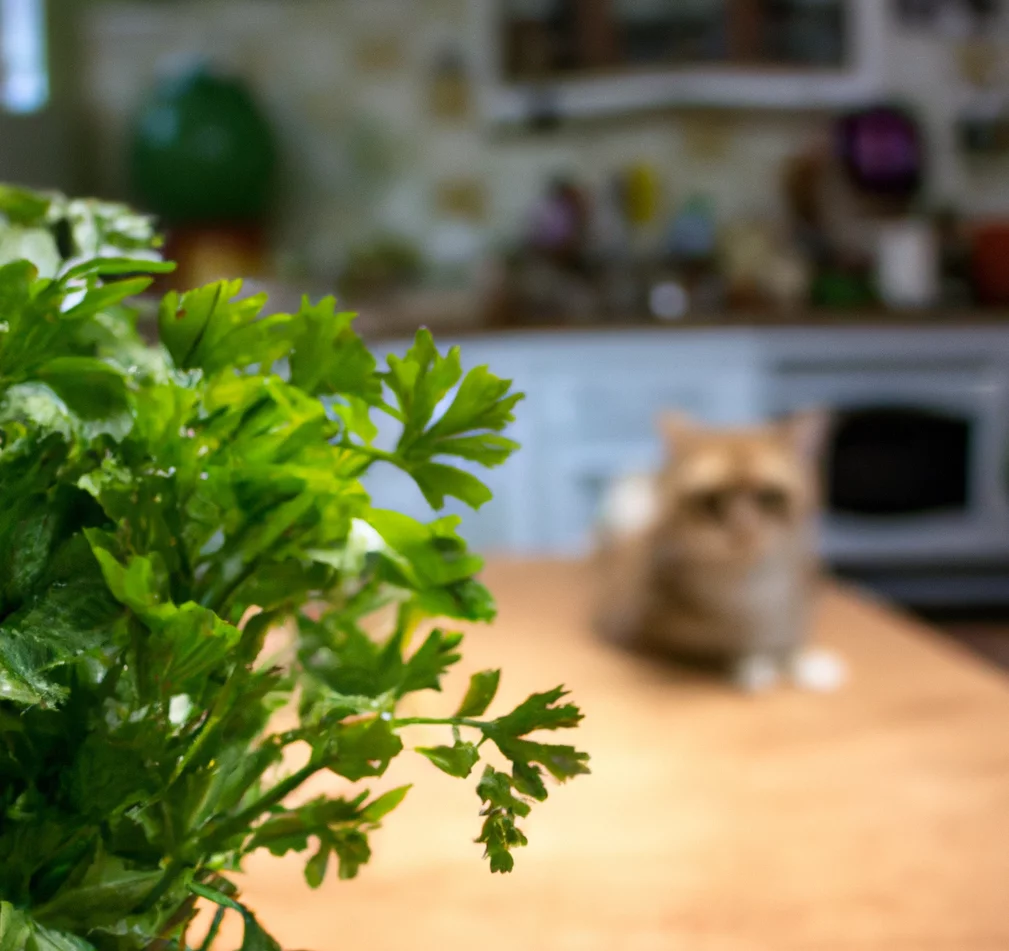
[{"left": 652, "top": 412, "right": 826, "bottom": 568}]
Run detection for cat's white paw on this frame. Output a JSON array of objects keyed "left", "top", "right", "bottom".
[
  {"left": 790, "top": 648, "right": 847, "bottom": 693},
  {"left": 599, "top": 473, "right": 659, "bottom": 537},
  {"left": 732, "top": 654, "right": 782, "bottom": 694}
]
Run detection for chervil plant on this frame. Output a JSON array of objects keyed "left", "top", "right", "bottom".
[{"left": 0, "top": 185, "right": 588, "bottom": 951}]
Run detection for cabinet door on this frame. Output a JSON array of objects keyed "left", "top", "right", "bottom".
[{"left": 480, "top": 0, "right": 885, "bottom": 120}]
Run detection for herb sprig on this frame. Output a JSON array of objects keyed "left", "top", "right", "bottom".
[{"left": 0, "top": 184, "right": 588, "bottom": 951}]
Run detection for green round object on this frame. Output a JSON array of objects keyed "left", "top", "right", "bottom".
[
  {"left": 130, "top": 64, "right": 277, "bottom": 224},
  {"left": 811, "top": 270, "right": 876, "bottom": 310}
]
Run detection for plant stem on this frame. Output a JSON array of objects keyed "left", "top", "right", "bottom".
[
  {"left": 201, "top": 759, "right": 326, "bottom": 850},
  {"left": 338, "top": 442, "right": 398, "bottom": 466},
  {"left": 197, "top": 906, "right": 226, "bottom": 951},
  {"left": 140, "top": 760, "right": 326, "bottom": 913},
  {"left": 392, "top": 716, "right": 488, "bottom": 731},
  {"left": 137, "top": 857, "right": 185, "bottom": 914},
  {"left": 142, "top": 894, "right": 197, "bottom": 951},
  {"left": 167, "top": 678, "right": 234, "bottom": 786}
]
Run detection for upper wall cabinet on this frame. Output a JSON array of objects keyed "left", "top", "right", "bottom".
[{"left": 473, "top": 0, "right": 886, "bottom": 122}]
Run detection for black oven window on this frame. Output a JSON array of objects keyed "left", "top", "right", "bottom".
[{"left": 827, "top": 407, "right": 972, "bottom": 517}]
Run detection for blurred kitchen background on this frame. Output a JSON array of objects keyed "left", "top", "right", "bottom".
[{"left": 7, "top": 0, "right": 1009, "bottom": 656}]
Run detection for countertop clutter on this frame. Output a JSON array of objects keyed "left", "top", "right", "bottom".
[
  {"left": 150, "top": 277, "right": 1009, "bottom": 345},
  {"left": 340, "top": 108, "right": 1007, "bottom": 336},
  {"left": 211, "top": 561, "right": 1009, "bottom": 951},
  {"left": 138, "top": 94, "right": 1009, "bottom": 339}
]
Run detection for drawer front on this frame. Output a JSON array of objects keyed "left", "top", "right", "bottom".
[{"left": 550, "top": 377, "right": 714, "bottom": 444}]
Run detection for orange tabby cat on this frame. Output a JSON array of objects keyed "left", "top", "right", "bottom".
[{"left": 594, "top": 411, "right": 845, "bottom": 692}]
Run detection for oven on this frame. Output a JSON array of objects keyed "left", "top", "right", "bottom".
[{"left": 769, "top": 350, "right": 1009, "bottom": 606}]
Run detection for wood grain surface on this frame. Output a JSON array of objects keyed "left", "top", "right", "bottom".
[{"left": 215, "top": 560, "right": 1009, "bottom": 951}]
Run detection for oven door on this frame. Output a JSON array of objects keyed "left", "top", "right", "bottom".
[{"left": 771, "top": 366, "right": 1009, "bottom": 565}]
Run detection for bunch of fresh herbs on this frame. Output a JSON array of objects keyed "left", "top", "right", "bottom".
[{"left": 0, "top": 184, "right": 588, "bottom": 951}]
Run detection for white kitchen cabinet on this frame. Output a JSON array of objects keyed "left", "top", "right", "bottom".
[
  {"left": 369, "top": 321, "right": 1009, "bottom": 605},
  {"left": 471, "top": 0, "right": 886, "bottom": 122}
]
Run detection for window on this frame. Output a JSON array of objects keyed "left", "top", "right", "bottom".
[{"left": 1, "top": 0, "right": 49, "bottom": 114}]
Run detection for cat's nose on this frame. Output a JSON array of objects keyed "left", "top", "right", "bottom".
[{"left": 730, "top": 501, "right": 762, "bottom": 533}]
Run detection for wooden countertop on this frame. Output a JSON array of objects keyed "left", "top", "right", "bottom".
[{"left": 218, "top": 561, "right": 1009, "bottom": 950}]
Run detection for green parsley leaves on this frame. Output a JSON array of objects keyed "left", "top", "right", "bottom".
[{"left": 0, "top": 184, "right": 588, "bottom": 951}]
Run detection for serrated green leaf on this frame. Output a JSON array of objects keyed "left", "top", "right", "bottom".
[
  {"left": 24, "top": 925, "right": 95, "bottom": 951},
  {"left": 0, "top": 383, "right": 74, "bottom": 440},
  {"left": 399, "top": 628, "right": 463, "bottom": 696},
  {"left": 426, "top": 433, "right": 519, "bottom": 467},
  {"left": 424, "top": 365, "right": 523, "bottom": 443},
  {"left": 417, "top": 741, "right": 480, "bottom": 779},
  {"left": 378, "top": 334, "right": 523, "bottom": 514},
  {"left": 368, "top": 510, "right": 484, "bottom": 589},
  {"left": 0, "top": 558, "right": 121, "bottom": 707},
  {"left": 330, "top": 395, "right": 379, "bottom": 443},
  {"left": 328, "top": 717, "right": 404, "bottom": 782},
  {"left": 498, "top": 738, "right": 591, "bottom": 796},
  {"left": 409, "top": 461, "right": 493, "bottom": 510},
  {"left": 304, "top": 844, "right": 330, "bottom": 889},
  {"left": 492, "top": 686, "right": 584, "bottom": 737},
  {"left": 153, "top": 602, "right": 243, "bottom": 690},
  {"left": 61, "top": 277, "right": 153, "bottom": 319},
  {"left": 59, "top": 256, "right": 175, "bottom": 282},
  {"left": 34, "top": 357, "right": 128, "bottom": 421},
  {"left": 331, "top": 828, "right": 371, "bottom": 880},
  {"left": 474, "top": 766, "right": 530, "bottom": 874},
  {"left": 288, "top": 296, "right": 380, "bottom": 402},
  {"left": 519, "top": 740, "right": 591, "bottom": 781},
  {"left": 246, "top": 794, "right": 368, "bottom": 858},
  {"left": 456, "top": 669, "right": 501, "bottom": 718},
  {"left": 360, "top": 784, "right": 411, "bottom": 822},
  {"left": 32, "top": 852, "right": 162, "bottom": 930},
  {"left": 383, "top": 329, "right": 463, "bottom": 446},
  {"left": 510, "top": 759, "right": 548, "bottom": 801},
  {"left": 157, "top": 281, "right": 297, "bottom": 376},
  {"left": 157, "top": 285, "right": 218, "bottom": 369},
  {"left": 0, "top": 901, "right": 32, "bottom": 951},
  {"left": 477, "top": 813, "right": 526, "bottom": 874},
  {"left": 85, "top": 533, "right": 169, "bottom": 619},
  {"left": 0, "top": 184, "right": 51, "bottom": 224},
  {"left": 475, "top": 764, "right": 531, "bottom": 819}
]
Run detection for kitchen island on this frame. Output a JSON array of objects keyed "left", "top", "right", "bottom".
[{"left": 215, "top": 560, "right": 1009, "bottom": 950}]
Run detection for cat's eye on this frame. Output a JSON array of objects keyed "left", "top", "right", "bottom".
[
  {"left": 754, "top": 486, "right": 789, "bottom": 517},
  {"left": 691, "top": 489, "right": 730, "bottom": 520}
]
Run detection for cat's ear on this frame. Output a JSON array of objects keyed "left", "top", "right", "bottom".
[
  {"left": 657, "top": 411, "right": 695, "bottom": 450},
  {"left": 779, "top": 409, "right": 830, "bottom": 461}
]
